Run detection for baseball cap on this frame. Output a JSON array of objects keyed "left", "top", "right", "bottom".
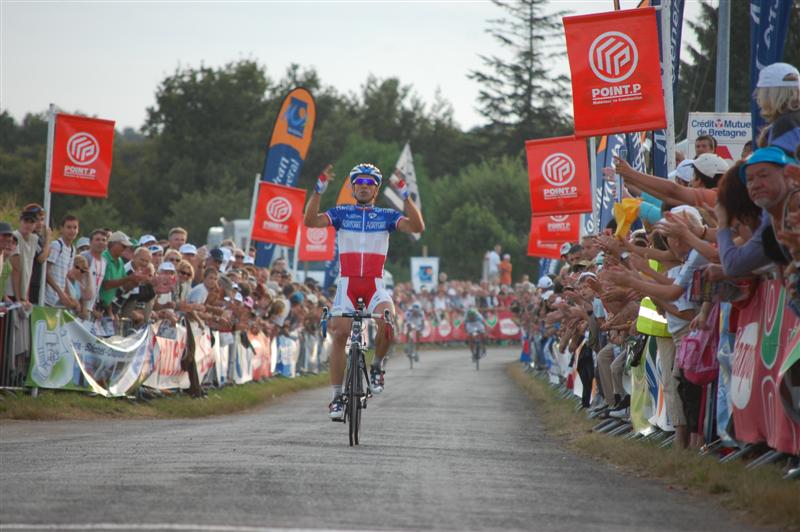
[
  {"left": 739, "top": 146, "right": 799, "bottom": 180},
  {"left": 756, "top": 62, "right": 800, "bottom": 89},
  {"left": 179, "top": 243, "right": 197, "bottom": 255},
  {"left": 243, "top": 256, "right": 255, "bottom": 265},
  {"left": 0, "top": 222, "right": 13, "bottom": 235},
  {"left": 108, "top": 231, "right": 134, "bottom": 247},
  {"left": 139, "top": 234, "right": 157, "bottom": 246},
  {"left": 76, "top": 237, "right": 90, "bottom": 249},
  {"left": 692, "top": 153, "right": 729, "bottom": 179},
  {"left": 669, "top": 205, "right": 703, "bottom": 227},
  {"left": 209, "top": 248, "right": 224, "bottom": 262},
  {"left": 537, "top": 275, "right": 554, "bottom": 290},
  {"left": 578, "top": 272, "right": 597, "bottom": 283},
  {"left": 668, "top": 158, "right": 695, "bottom": 183},
  {"left": 148, "top": 244, "right": 164, "bottom": 254},
  {"left": 158, "top": 261, "right": 176, "bottom": 272},
  {"left": 559, "top": 243, "right": 572, "bottom": 256}
]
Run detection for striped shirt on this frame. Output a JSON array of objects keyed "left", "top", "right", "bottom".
[{"left": 45, "top": 239, "right": 75, "bottom": 307}]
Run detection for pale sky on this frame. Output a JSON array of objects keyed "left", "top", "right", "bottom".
[{"left": 0, "top": 0, "right": 705, "bottom": 132}]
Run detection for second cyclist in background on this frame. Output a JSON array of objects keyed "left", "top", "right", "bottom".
[
  {"left": 464, "top": 307, "right": 488, "bottom": 359},
  {"left": 404, "top": 302, "right": 425, "bottom": 364}
]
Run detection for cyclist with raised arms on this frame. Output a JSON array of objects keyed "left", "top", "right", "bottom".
[{"left": 304, "top": 163, "right": 425, "bottom": 419}]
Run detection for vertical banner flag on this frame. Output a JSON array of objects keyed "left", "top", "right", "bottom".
[
  {"left": 410, "top": 257, "right": 439, "bottom": 293},
  {"left": 384, "top": 143, "right": 422, "bottom": 241},
  {"left": 255, "top": 88, "right": 316, "bottom": 266},
  {"left": 298, "top": 223, "right": 335, "bottom": 262},
  {"left": 251, "top": 182, "right": 306, "bottom": 247},
  {"left": 749, "top": 0, "right": 793, "bottom": 143},
  {"left": 643, "top": 0, "right": 685, "bottom": 180},
  {"left": 50, "top": 113, "right": 116, "bottom": 198},
  {"left": 527, "top": 221, "right": 563, "bottom": 260},
  {"left": 526, "top": 136, "right": 592, "bottom": 215},
  {"left": 564, "top": 8, "right": 666, "bottom": 136},
  {"left": 532, "top": 214, "right": 582, "bottom": 243}
]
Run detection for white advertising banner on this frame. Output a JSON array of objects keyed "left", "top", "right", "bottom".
[
  {"left": 410, "top": 257, "right": 439, "bottom": 293},
  {"left": 687, "top": 112, "right": 751, "bottom": 162}
]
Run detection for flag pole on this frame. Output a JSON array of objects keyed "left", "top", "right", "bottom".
[
  {"left": 589, "top": 136, "right": 598, "bottom": 234},
  {"left": 660, "top": 0, "right": 676, "bottom": 174},
  {"left": 244, "top": 173, "right": 260, "bottom": 255},
  {"left": 292, "top": 229, "right": 300, "bottom": 280},
  {"left": 39, "top": 104, "right": 56, "bottom": 307}
]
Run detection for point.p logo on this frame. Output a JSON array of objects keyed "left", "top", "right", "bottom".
[
  {"left": 541, "top": 153, "right": 576, "bottom": 187},
  {"left": 588, "top": 31, "right": 638, "bottom": 83},
  {"left": 266, "top": 197, "right": 292, "bottom": 223},
  {"left": 306, "top": 227, "right": 328, "bottom": 245},
  {"left": 66, "top": 132, "right": 100, "bottom": 166}
]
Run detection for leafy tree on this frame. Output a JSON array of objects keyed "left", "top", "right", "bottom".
[
  {"left": 468, "top": 0, "right": 572, "bottom": 156},
  {"left": 675, "top": 0, "right": 800, "bottom": 138}
]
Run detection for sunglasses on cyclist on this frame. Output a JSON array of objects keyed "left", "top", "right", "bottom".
[{"left": 353, "top": 177, "right": 378, "bottom": 186}]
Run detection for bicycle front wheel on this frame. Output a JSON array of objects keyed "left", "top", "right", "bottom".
[{"left": 348, "top": 347, "right": 361, "bottom": 446}]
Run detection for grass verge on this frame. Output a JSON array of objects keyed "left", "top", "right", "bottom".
[
  {"left": 0, "top": 373, "right": 329, "bottom": 421},
  {"left": 508, "top": 363, "right": 800, "bottom": 532}
]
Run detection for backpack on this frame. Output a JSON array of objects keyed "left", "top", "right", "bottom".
[{"left": 676, "top": 302, "right": 720, "bottom": 385}]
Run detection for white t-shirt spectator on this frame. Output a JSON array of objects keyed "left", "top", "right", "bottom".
[
  {"left": 7, "top": 231, "right": 38, "bottom": 301},
  {"left": 82, "top": 251, "right": 107, "bottom": 312},
  {"left": 187, "top": 283, "right": 209, "bottom": 305},
  {"left": 45, "top": 238, "right": 75, "bottom": 307},
  {"left": 486, "top": 250, "right": 501, "bottom": 276}
]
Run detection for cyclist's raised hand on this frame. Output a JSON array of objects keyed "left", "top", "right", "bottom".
[{"left": 315, "top": 164, "right": 335, "bottom": 194}]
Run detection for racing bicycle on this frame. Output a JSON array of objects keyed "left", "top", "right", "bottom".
[
  {"left": 321, "top": 299, "right": 393, "bottom": 446},
  {"left": 405, "top": 325, "right": 420, "bottom": 369},
  {"left": 468, "top": 331, "right": 486, "bottom": 371}
]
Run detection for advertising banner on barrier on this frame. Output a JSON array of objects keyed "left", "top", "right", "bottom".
[
  {"left": 687, "top": 112, "right": 752, "bottom": 162},
  {"left": 249, "top": 331, "right": 272, "bottom": 381},
  {"left": 526, "top": 136, "right": 591, "bottom": 215},
  {"left": 50, "top": 113, "right": 116, "bottom": 198},
  {"left": 410, "top": 257, "right": 439, "bottom": 293},
  {"left": 26, "top": 307, "right": 151, "bottom": 397},
  {"left": 144, "top": 322, "right": 189, "bottom": 390},
  {"left": 255, "top": 87, "right": 316, "bottom": 267},
  {"left": 532, "top": 214, "right": 581, "bottom": 244},
  {"left": 527, "top": 221, "right": 562, "bottom": 259},
  {"left": 564, "top": 8, "right": 666, "bottom": 136},
  {"left": 731, "top": 280, "right": 800, "bottom": 454},
  {"left": 251, "top": 182, "right": 306, "bottom": 247},
  {"left": 298, "top": 223, "right": 335, "bottom": 262},
  {"left": 189, "top": 322, "right": 216, "bottom": 384}
]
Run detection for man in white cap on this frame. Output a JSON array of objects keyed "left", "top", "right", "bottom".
[
  {"left": 100, "top": 231, "right": 144, "bottom": 310},
  {"left": 138, "top": 234, "right": 157, "bottom": 247}
]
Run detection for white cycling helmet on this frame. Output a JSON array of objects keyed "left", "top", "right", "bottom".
[{"left": 348, "top": 163, "right": 383, "bottom": 186}]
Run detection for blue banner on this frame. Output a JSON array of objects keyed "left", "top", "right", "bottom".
[
  {"left": 648, "top": 0, "right": 685, "bottom": 179},
  {"left": 255, "top": 88, "right": 316, "bottom": 267},
  {"left": 749, "top": 0, "right": 793, "bottom": 143}
]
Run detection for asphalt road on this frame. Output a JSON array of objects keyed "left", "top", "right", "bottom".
[{"left": 0, "top": 347, "right": 757, "bottom": 532}]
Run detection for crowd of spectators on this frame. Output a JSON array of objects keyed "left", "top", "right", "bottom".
[
  {"left": 0, "top": 215, "right": 334, "bottom": 367},
  {"left": 525, "top": 62, "right": 800, "bottom": 454}
]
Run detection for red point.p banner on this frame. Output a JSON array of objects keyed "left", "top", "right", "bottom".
[
  {"left": 50, "top": 113, "right": 116, "bottom": 198},
  {"left": 251, "top": 182, "right": 306, "bottom": 247},
  {"left": 526, "top": 136, "right": 591, "bottom": 216}
]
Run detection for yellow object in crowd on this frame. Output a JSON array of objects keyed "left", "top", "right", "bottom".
[{"left": 613, "top": 197, "right": 643, "bottom": 239}]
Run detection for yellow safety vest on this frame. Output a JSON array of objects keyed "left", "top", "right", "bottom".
[{"left": 635, "top": 260, "right": 670, "bottom": 337}]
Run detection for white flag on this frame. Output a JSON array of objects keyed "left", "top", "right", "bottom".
[{"left": 384, "top": 143, "right": 422, "bottom": 240}]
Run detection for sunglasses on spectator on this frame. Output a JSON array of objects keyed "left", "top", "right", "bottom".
[
  {"left": 168, "top": 258, "right": 180, "bottom": 263},
  {"left": 179, "top": 270, "right": 192, "bottom": 276},
  {"left": 75, "top": 266, "right": 88, "bottom": 274},
  {"left": 353, "top": 177, "right": 378, "bottom": 186},
  {"left": 234, "top": 254, "right": 245, "bottom": 259}
]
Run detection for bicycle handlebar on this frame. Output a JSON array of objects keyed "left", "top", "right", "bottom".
[{"left": 320, "top": 307, "right": 393, "bottom": 339}]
